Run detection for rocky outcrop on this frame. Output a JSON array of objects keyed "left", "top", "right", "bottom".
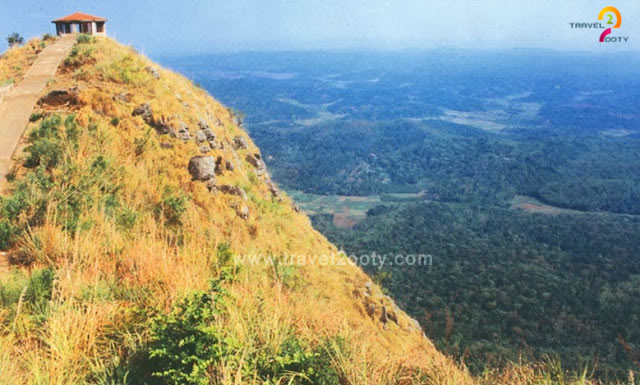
[
  {"left": 175, "top": 121, "right": 191, "bottom": 141},
  {"left": 132, "top": 103, "right": 152, "bottom": 121},
  {"left": 188, "top": 156, "right": 217, "bottom": 182},
  {"left": 232, "top": 136, "right": 248, "bottom": 150},
  {"left": 145, "top": 66, "right": 160, "bottom": 79},
  {"left": 216, "top": 185, "right": 248, "bottom": 200},
  {"left": 237, "top": 205, "right": 249, "bottom": 219},
  {"left": 357, "top": 279, "right": 424, "bottom": 335},
  {"left": 132, "top": 103, "right": 173, "bottom": 135},
  {"left": 112, "top": 92, "right": 132, "bottom": 103},
  {"left": 246, "top": 153, "right": 266, "bottom": 175},
  {"left": 266, "top": 180, "right": 280, "bottom": 197}
]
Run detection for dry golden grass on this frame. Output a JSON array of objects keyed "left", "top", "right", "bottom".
[{"left": 0, "top": 36, "right": 56, "bottom": 86}]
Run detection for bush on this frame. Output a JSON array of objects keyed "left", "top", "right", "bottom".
[
  {"left": 29, "top": 112, "right": 45, "bottom": 122},
  {"left": 76, "top": 33, "right": 94, "bottom": 44},
  {"left": 25, "top": 115, "right": 62, "bottom": 168},
  {"left": 24, "top": 268, "right": 55, "bottom": 318},
  {"left": 144, "top": 281, "right": 230, "bottom": 385},
  {"left": 64, "top": 45, "right": 95, "bottom": 68},
  {"left": 0, "top": 220, "right": 15, "bottom": 251},
  {"left": 252, "top": 336, "right": 340, "bottom": 385},
  {"left": 157, "top": 192, "right": 188, "bottom": 226},
  {"left": 139, "top": 278, "right": 339, "bottom": 385}
]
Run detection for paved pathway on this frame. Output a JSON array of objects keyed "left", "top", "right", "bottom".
[{"left": 0, "top": 35, "right": 75, "bottom": 180}]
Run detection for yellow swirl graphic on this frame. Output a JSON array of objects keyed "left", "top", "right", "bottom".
[{"left": 598, "top": 6, "right": 621, "bottom": 28}]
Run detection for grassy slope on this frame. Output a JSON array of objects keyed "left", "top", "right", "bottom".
[
  {"left": 0, "top": 36, "right": 56, "bottom": 86},
  {"left": 0, "top": 36, "right": 473, "bottom": 384}
]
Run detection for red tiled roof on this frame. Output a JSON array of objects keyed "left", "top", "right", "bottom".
[{"left": 52, "top": 12, "right": 106, "bottom": 23}]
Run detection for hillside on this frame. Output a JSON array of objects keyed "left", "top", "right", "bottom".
[
  {"left": 0, "top": 35, "right": 477, "bottom": 384},
  {"left": 0, "top": 35, "right": 631, "bottom": 385}
]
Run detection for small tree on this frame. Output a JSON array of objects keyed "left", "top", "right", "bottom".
[{"left": 7, "top": 33, "right": 24, "bottom": 48}]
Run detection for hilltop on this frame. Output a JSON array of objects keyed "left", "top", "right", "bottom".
[{"left": 0, "top": 35, "right": 477, "bottom": 384}]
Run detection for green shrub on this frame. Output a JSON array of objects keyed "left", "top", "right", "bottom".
[
  {"left": 251, "top": 336, "right": 340, "bottom": 385},
  {"left": 24, "top": 267, "right": 55, "bottom": 318},
  {"left": 29, "top": 112, "right": 45, "bottom": 122},
  {"left": 64, "top": 45, "right": 94, "bottom": 67},
  {"left": 76, "top": 33, "right": 94, "bottom": 44},
  {"left": 145, "top": 281, "right": 231, "bottom": 385},
  {"left": 25, "top": 115, "right": 62, "bottom": 168},
  {"left": 157, "top": 191, "right": 188, "bottom": 226},
  {"left": 0, "top": 220, "right": 15, "bottom": 251},
  {"left": 215, "top": 243, "right": 233, "bottom": 269},
  {"left": 116, "top": 207, "right": 138, "bottom": 231},
  {"left": 137, "top": 276, "right": 339, "bottom": 385}
]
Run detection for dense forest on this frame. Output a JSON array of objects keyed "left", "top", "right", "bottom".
[
  {"left": 162, "top": 50, "right": 640, "bottom": 379},
  {"left": 252, "top": 118, "right": 640, "bottom": 215},
  {"left": 313, "top": 203, "right": 640, "bottom": 377}
]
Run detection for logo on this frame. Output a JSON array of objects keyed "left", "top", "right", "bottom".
[
  {"left": 569, "top": 6, "right": 629, "bottom": 43},
  {"left": 598, "top": 6, "right": 621, "bottom": 42}
]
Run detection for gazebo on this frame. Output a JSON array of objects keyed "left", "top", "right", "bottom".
[{"left": 52, "top": 12, "right": 107, "bottom": 36}]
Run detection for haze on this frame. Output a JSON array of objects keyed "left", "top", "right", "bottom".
[{"left": 1, "top": 0, "right": 639, "bottom": 55}]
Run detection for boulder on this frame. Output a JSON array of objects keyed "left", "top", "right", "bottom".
[
  {"left": 203, "top": 129, "right": 216, "bottom": 141},
  {"left": 233, "top": 136, "right": 248, "bottom": 150},
  {"left": 112, "top": 92, "right": 132, "bottom": 103},
  {"left": 198, "top": 119, "right": 210, "bottom": 130},
  {"left": 199, "top": 145, "right": 211, "bottom": 154},
  {"left": 225, "top": 160, "right": 235, "bottom": 171},
  {"left": 216, "top": 185, "right": 248, "bottom": 200},
  {"left": 132, "top": 103, "right": 152, "bottom": 121},
  {"left": 188, "top": 156, "right": 216, "bottom": 181},
  {"left": 215, "top": 156, "right": 224, "bottom": 175},
  {"left": 238, "top": 205, "right": 249, "bottom": 219},
  {"left": 154, "top": 117, "right": 172, "bottom": 135},
  {"left": 380, "top": 306, "right": 388, "bottom": 324},
  {"left": 232, "top": 115, "right": 243, "bottom": 127},
  {"left": 266, "top": 180, "right": 280, "bottom": 197},
  {"left": 365, "top": 302, "right": 376, "bottom": 317},
  {"left": 176, "top": 122, "right": 191, "bottom": 141},
  {"left": 145, "top": 66, "right": 160, "bottom": 79},
  {"left": 132, "top": 103, "right": 173, "bottom": 135},
  {"left": 246, "top": 153, "right": 266, "bottom": 175},
  {"left": 213, "top": 117, "right": 224, "bottom": 127},
  {"left": 195, "top": 130, "right": 208, "bottom": 143},
  {"left": 206, "top": 178, "right": 217, "bottom": 191}
]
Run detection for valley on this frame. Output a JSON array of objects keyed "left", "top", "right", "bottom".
[{"left": 161, "top": 49, "right": 640, "bottom": 379}]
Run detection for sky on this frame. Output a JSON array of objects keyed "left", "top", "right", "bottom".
[{"left": 1, "top": 0, "right": 639, "bottom": 55}]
